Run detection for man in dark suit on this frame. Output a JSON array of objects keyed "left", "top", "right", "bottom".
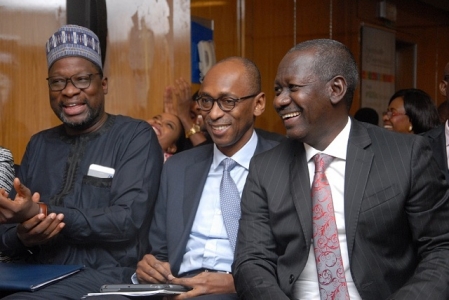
[
  {"left": 233, "top": 39, "right": 449, "bottom": 300},
  {"left": 135, "top": 57, "right": 283, "bottom": 299},
  {"left": 424, "top": 62, "right": 449, "bottom": 181}
]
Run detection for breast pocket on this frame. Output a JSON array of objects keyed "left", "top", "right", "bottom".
[
  {"left": 360, "top": 184, "right": 400, "bottom": 213},
  {"left": 80, "top": 175, "right": 113, "bottom": 208}
]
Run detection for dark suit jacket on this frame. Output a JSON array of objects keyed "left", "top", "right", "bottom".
[
  {"left": 233, "top": 120, "right": 449, "bottom": 300},
  {"left": 424, "top": 124, "right": 449, "bottom": 181},
  {"left": 149, "top": 131, "right": 284, "bottom": 276}
]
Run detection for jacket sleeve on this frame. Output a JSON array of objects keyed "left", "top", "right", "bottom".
[
  {"left": 233, "top": 154, "right": 290, "bottom": 300},
  {"left": 388, "top": 136, "right": 449, "bottom": 299}
]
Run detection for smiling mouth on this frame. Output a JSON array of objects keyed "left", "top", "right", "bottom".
[
  {"left": 151, "top": 126, "right": 161, "bottom": 136},
  {"left": 211, "top": 124, "right": 230, "bottom": 131},
  {"left": 383, "top": 124, "right": 393, "bottom": 130},
  {"left": 281, "top": 112, "right": 301, "bottom": 120}
]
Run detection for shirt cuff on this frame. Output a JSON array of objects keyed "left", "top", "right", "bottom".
[{"left": 131, "top": 272, "right": 139, "bottom": 284}]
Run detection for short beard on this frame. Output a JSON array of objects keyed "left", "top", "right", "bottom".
[{"left": 58, "top": 102, "right": 101, "bottom": 131}]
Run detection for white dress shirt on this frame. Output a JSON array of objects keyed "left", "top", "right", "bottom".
[
  {"left": 293, "top": 117, "right": 362, "bottom": 300},
  {"left": 178, "top": 130, "right": 258, "bottom": 275},
  {"left": 445, "top": 120, "right": 449, "bottom": 169}
]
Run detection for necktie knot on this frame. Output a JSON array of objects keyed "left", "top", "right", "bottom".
[
  {"left": 313, "top": 153, "right": 334, "bottom": 174},
  {"left": 222, "top": 158, "right": 238, "bottom": 173}
]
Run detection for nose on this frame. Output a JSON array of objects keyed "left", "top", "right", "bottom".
[
  {"left": 61, "top": 79, "right": 81, "bottom": 96},
  {"left": 382, "top": 112, "right": 390, "bottom": 122},
  {"left": 274, "top": 91, "right": 291, "bottom": 108},
  {"left": 207, "top": 101, "right": 224, "bottom": 120}
]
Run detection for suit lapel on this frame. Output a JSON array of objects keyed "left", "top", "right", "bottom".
[
  {"left": 289, "top": 140, "right": 314, "bottom": 244},
  {"left": 182, "top": 147, "right": 213, "bottom": 228},
  {"left": 344, "top": 121, "right": 373, "bottom": 259}
]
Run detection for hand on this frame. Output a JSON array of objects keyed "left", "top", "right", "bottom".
[
  {"left": 173, "top": 78, "right": 193, "bottom": 122},
  {"left": 163, "top": 86, "right": 176, "bottom": 115},
  {"left": 0, "top": 178, "right": 40, "bottom": 223},
  {"left": 169, "top": 272, "right": 236, "bottom": 299},
  {"left": 136, "top": 254, "right": 174, "bottom": 283},
  {"left": 17, "top": 212, "right": 65, "bottom": 247}
]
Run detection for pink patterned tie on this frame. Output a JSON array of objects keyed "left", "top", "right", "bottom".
[{"left": 312, "top": 154, "right": 349, "bottom": 300}]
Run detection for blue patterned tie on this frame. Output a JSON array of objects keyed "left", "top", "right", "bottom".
[{"left": 220, "top": 158, "right": 240, "bottom": 252}]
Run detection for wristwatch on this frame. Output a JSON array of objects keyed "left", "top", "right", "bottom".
[{"left": 186, "top": 124, "right": 201, "bottom": 138}]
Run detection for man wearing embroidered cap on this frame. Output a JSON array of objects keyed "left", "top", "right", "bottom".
[{"left": 0, "top": 25, "right": 163, "bottom": 299}]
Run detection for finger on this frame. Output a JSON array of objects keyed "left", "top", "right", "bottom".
[
  {"left": 136, "top": 257, "right": 171, "bottom": 283},
  {"left": 31, "top": 192, "right": 41, "bottom": 203},
  {"left": 14, "top": 178, "right": 31, "bottom": 199},
  {"left": 25, "top": 212, "right": 63, "bottom": 235},
  {"left": 17, "top": 214, "right": 45, "bottom": 232}
]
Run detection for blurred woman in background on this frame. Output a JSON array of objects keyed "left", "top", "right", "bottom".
[
  {"left": 147, "top": 113, "right": 185, "bottom": 162},
  {"left": 383, "top": 88, "right": 440, "bottom": 134}
]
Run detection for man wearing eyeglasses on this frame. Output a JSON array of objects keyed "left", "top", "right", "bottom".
[
  {"left": 134, "top": 57, "right": 284, "bottom": 299},
  {"left": 0, "top": 25, "right": 163, "bottom": 299}
]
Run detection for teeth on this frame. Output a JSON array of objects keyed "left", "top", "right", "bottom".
[
  {"left": 151, "top": 126, "right": 161, "bottom": 136},
  {"left": 282, "top": 112, "right": 300, "bottom": 119},
  {"left": 212, "top": 125, "right": 229, "bottom": 130},
  {"left": 384, "top": 125, "right": 392, "bottom": 130}
]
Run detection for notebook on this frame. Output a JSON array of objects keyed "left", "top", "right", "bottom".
[{"left": 0, "top": 263, "right": 84, "bottom": 291}]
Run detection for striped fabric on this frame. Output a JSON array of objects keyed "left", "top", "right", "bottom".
[{"left": 0, "top": 147, "right": 14, "bottom": 193}]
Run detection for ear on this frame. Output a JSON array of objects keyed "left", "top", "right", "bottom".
[
  {"left": 328, "top": 76, "right": 347, "bottom": 105},
  {"left": 167, "top": 143, "right": 177, "bottom": 154},
  {"left": 439, "top": 79, "right": 447, "bottom": 97},
  {"left": 102, "top": 77, "right": 108, "bottom": 95},
  {"left": 253, "top": 92, "right": 266, "bottom": 117}
]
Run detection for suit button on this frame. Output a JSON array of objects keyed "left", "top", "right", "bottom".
[{"left": 289, "top": 274, "right": 295, "bottom": 284}]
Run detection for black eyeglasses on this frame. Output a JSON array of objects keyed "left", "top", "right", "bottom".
[
  {"left": 46, "top": 73, "right": 101, "bottom": 91},
  {"left": 195, "top": 93, "right": 259, "bottom": 112}
]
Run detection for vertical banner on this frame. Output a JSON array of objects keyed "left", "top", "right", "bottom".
[{"left": 361, "top": 26, "right": 395, "bottom": 118}]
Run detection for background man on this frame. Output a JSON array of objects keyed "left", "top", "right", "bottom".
[
  {"left": 135, "top": 57, "right": 283, "bottom": 299},
  {"left": 233, "top": 39, "right": 449, "bottom": 300},
  {"left": 425, "top": 63, "right": 449, "bottom": 181},
  {"left": 0, "top": 25, "right": 163, "bottom": 299}
]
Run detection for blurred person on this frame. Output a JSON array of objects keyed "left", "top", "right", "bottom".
[
  {"left": 233, "top": 39, "right": 449, "bottom": 300},
  {"left": 164, "top": 78, "right": 209, "bottom": 148},
  {"left": 424, "top": 63, "right": 449, "bottom": 181},
  {"left": 353, "top": 107, "right": 379, "bottom": 125},
  {"left": 383, "top": 88, "right": 440, "bottom": 134},
  {"left": 0, "top": 25, "right": 163, "bottom": 299},
  {"left": 0, "top": 147, "right": 14, "bottom": 193},
  {"left": 0, "top": 146, "right": 14, "bottom": 263},
  {"left": 147, "top": 112, "right": 186, "bottom": 162},
  {"left": 437, "top": 101, "right": 449, "bottom": 124}
]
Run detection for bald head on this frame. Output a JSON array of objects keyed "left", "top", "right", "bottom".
[{"left": 210, "top": 56, "right": 261, "bottom": 95}]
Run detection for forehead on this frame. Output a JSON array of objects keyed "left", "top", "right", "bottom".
[
  {"left": 200, "top": 61, "right": 248, "bottom": 95},
  {"left": 160, "top": 112, "right": 180, "bottom": 124},
  {"left": 276, "top": 50, "right": 317, "bottom": 81},
  {"left": 48, "top": 56, "right": 97, "bottom": 75},
  {"left": 389, "top": 97, "right": 404, "bottom": 108}
]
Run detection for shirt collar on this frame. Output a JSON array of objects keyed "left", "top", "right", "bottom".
[
  {"left": 212, "top": 130, "right": 258, "bottom": 170},
  {"left": 304, "top": 117, "right": 351, "bottom": 162}
]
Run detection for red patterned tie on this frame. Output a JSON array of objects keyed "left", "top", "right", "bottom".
[{"left": 312, "top": 154, "right": 349, "bottom": 300}]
